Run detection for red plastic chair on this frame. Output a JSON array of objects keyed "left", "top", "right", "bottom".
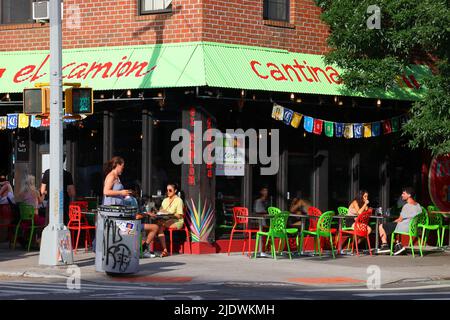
[
  {"left": 70, "top": 201, "right": 89, "bottom": 224},
  {"left": 67, "top": 204, "right": 95, "bottom": 254},
  {"left": 168, "top": 223, "right": 191, "bottom": 255},
  {"left": 339, "top": 209, "right": 373, "bottom": 256},
  {"left": 227, "top": 207, "right": 259, "bottom": 256}
]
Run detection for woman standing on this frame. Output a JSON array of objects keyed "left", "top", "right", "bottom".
[{"left": 102, "top": 156, "right": 132, "bottom": 205}]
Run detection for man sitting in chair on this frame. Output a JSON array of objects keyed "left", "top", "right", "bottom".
[{"left": 377, "top": 187, "right": 421, "bottom": 255}]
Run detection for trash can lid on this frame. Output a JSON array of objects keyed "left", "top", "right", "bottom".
[{"left": 98, "top": 205, "right": 138, "bottom": 217}]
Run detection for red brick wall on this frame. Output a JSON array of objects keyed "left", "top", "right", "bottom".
[
  {"left": 0, "top": 0, "right": 328, "bottom": 54},
  {"left": 202, "top": 0, "right": 329, "bottom": 54}
]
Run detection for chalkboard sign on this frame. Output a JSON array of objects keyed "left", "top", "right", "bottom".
[{"left": 16, "top": 138, "right": 29, "bottom": 162}]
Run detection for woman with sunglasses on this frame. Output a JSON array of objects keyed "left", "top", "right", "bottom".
[{"left": 139, "top": 183, "right": 184, "bottom": 257}]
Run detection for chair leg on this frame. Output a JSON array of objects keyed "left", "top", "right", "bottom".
[
  {"left": 354, "top": 234, "right": 359, "bottom": 256},
  {"left": 74, "top": 228, "right": 81, "bottom": 254},
  {"left": 317, "top": 236, "right": 322, "bottom": 258},
  {"left": 367, "top": 235, "right": 372, "bottom": 256},
  {"left": 285, "top": 236, "right": 292, "bottom": 259},
  {"left": 247, "top": 232, "right": 253, "bottom": 257},
  {"left": 254, "top": 233, "right": 260, "bottom": 259},
  {"left": 271, "top": 236, "right": 276, "bottom": 260},
  {"left": 13, "top": 223, "right": 21, "bottom": 250},
  {"left": 410, "top": 236, "right": 416, "bottom": 257},
  {"left": 227, "top": 228, "right": 235, "bottom": 256},
  {"left": 421, "top": 227, "right": 426, "bottom": 253},
  {"left": 170, "top": 229, "right": 173, "bottom": 256},
  {"left": 329, "top": 234, "right": 335, "bottom": 259},
  {"left": 28, "top": 227, "right": 34, "bottom": 252},
  {"left": 436, "top": 229, "right": 441, "bottom": 248},
  {"left": 390, "top": 233, "right": 395, "bottom": 256},
  {"left": 242, "top": 232, "right": 247, "bottom": 255}
]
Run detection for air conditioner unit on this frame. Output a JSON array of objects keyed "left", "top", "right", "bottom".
[{"left": 33, "top": 1, "right": 50, "bottom": 21}]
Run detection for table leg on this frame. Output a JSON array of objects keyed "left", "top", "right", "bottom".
[{"left": 375, "top": 218, "right": 380, "bottom": 254}]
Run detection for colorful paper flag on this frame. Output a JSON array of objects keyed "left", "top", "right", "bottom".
[
  {"left": 271, "top": 103, "right": 284, "bottom": 121},
  {"left": 353, "top": 123, "right": 363, "bottom": 138},
  {"left": 324, "top": 121, "right": 334, "bottom": 137},
  {"left": 313, "top": 119, "right": 324, "bottom": 135},
  {"left": 41, "top": 118, "right": 50, "bottom": 127},
  {"left": 0, "top": 116, "right": 6, "bottom": 130},
  {"left": 18, "top": 114, "right": 29, "bottom": 129},
  {"left": 283, "top": 108, "right": 294, "bottom": 126},
  {"left": 371, "top": 122, "right": 381, "bottom": 137},
  {"left": 382, "top": 119, "right": 392, "bottom": 134},
  {"left": 30, "top": 115, "right": 41, "bottom": 128},
  {"left": 391, "top": 117, "right": 400, "bottom": 132},
  {"left": 290, "top": 112, "right": 303, "bottom": 128},
  {"left": 363, "top": 123, "right": 372, "bottom": 138},
  {"left": 335, "top": 123, "right": 344, "bottom": 138},
  {"left": 344, "top": 124, "right": 353, "bottom": 139},
  {"left": 304, "top": 116, "right": 314, "bottom": 133},
  {"left": 7, "top": 114, "right": 18, "bottom": 129}
]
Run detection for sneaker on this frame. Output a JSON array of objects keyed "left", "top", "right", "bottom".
[
  {"left": 378, "top": 243, "right": 390, "bottom": 253},
  {"left": 143, "top": 251, "right": 156, "bottom": 258},
  {"left": 394, "top": 243, "right": 406, "bottom": 256}
]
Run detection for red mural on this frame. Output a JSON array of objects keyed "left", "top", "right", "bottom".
[{"left": 429, "top": 154, "right": 450, "bottom": 211}]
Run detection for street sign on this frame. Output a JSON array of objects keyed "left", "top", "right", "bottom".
[
  {"left": 23, "top": 87, "right": 50, "bottom": 115},
  {"left": 65, "top": 87, "right": 93, "bottom": 115}
]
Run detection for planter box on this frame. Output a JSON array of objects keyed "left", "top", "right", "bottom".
[{"left": 190, "top": 241, "right": 217, "bottom": 254}]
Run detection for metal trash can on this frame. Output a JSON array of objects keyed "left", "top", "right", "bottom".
[{"left": 95, "top": 205, "right": 141, "bottom": 274}]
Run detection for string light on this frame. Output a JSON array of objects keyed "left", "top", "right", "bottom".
[{"left": 377, "top": 99, "right": 382, "bottom": 107}]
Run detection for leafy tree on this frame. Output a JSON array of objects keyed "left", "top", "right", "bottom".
[{"left": 315, "top": 0, "right": 449, "bottom": 155}]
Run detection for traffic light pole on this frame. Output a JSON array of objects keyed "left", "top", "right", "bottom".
[{"left": 39, "top": 0, "right": 74, "bottom": 266}]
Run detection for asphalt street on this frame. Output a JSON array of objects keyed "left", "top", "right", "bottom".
[{"left": 1, "top": 277, "right": 450, "bottom": 300}]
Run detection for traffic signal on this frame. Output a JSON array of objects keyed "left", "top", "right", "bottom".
[
  {"left": 23, "top": 88, "right": 50, "bottom": 115},
  {"left": 65, "top": 87, "right": 93, "bottom": 115}
]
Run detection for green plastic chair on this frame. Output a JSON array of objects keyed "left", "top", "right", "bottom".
[
  {"left": 13, "top": 203, "right": 42, "bottom": 251},
  {"left": 390, "top": 213, "right": 423, "bottom": 257},
  {"left": 253, "top": 211, "right": 291, "bottom": 260},
  {"left": 418, "top": 206, "right": 441, "bottom": 250},
  {"left": 427, "top": 205, "right": 448, "bottom": 247},
  {"left": 267, "top": 207, "right": 299, "bottom": 252},
  {"left": 336, "top": 206, "right": 353, "bottom": 250},
  {"left": 299, "top": 210, "right": 336, "bottom": 258}
]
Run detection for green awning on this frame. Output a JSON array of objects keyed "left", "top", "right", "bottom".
[{"left": 0, "top": 41, "right": 429, "bottom": 100}]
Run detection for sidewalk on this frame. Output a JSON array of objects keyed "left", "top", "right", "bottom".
[{"left": 1, "top": 244, "right": 450, "bottom": 288}]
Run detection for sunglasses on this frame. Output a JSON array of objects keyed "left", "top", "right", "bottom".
[{"left": 167, "top": 189, "right": 174, "bottom": 192}]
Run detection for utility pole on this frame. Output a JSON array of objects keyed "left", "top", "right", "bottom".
[{"left": 39, "top": 0, "right": 73, "bottom": 266}]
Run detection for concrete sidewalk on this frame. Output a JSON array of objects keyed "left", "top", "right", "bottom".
[{"left": 1, "top": 244, "right": 450, "bottom": 287}]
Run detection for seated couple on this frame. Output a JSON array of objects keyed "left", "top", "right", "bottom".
[{"left": 136, "top": 183, "right": 184, "bottom": 258}]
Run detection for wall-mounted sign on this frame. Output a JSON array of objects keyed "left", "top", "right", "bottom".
[
  {"left": 16, "top": 138, "right": 29, "bottom": 162},
  {"left": 429, "top": 154, "right": 450, "bottom": 211},
  {"left": 215, "top": 133, "right": 245, "bottom": 176}
]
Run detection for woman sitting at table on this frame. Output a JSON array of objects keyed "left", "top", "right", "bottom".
[
  {"left": 138, "top": 183, "right": 184, "bottom": 258},
  {"left": 347, "top": 190, "right": 372, "bottom": 236}
]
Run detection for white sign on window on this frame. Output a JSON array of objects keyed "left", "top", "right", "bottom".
[
  {"left": 215, "top": 133, "right": 245, "bottom": 176},
  {"left": 143, "top": 0, "right": 172, "bottom": 11}
]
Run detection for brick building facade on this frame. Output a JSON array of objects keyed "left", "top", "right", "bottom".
[{"left": 0, "top": 0, "right": 328, "bottom": 54}]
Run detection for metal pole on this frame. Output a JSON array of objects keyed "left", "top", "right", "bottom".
[{"left": 39, "top": 0, "right": 73, "bottom": 266}]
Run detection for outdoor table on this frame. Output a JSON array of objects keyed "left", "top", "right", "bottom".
[{"left": 430, "top": 211, "right": 450, "bottom": 249}]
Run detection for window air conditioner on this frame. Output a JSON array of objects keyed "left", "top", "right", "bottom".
[
  {"left": 32, "top": 1, "right": 64, "bottom": 22},
  {"left": 33, "top": 1, "right": 50, "bottom": 21}
]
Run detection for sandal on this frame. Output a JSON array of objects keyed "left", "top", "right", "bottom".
[{"left": 160, "top": 249, "right": 169, "bottom": 257}]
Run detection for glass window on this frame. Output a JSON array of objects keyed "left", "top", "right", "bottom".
[
  {"left": 0, "top": 0, "right": 33, "bottom": 24},
  {"left": 263, "top": 0, "right": 289, "bottom": 22},
  {"left": 139, "top": 0, "right": 172, "bottom": 15}
]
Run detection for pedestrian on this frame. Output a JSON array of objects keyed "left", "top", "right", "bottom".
[
  {"left": 378, "top": 187, "right": 422, "bottom": 255},
  {"left": 40, "top": 154, "right": 76, "bottom": 225},
  {"left": 102, "top": 156, "right": 132, "bottom": 205}
]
